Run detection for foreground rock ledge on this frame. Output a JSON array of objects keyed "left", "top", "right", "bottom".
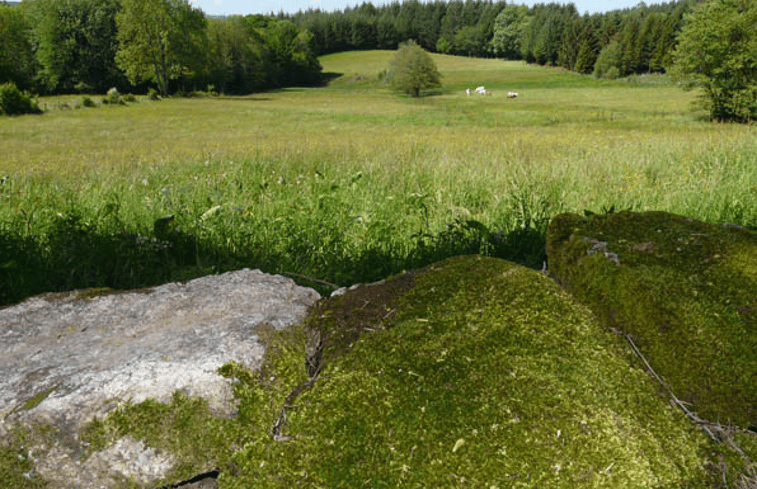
[
  {"left": 546, "top": 211, "right": 757, "bottom": 428},
  {"left": 0, "top": 269, "right": 320, "bottom": 488},
  {"left": 4, "top": 241, "right": 754, "bottom": 487}
]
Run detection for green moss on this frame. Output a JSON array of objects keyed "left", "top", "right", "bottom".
[
  {"left": 547, "top": 211, "right": 757, "bottom": 483},
  {"left": 21, "top": 385, "right": 59, "bottom": 411},
  {"left": 80, "top": 391, "right": 238, "bottom": 485},
  {"left": 547, "top": 211, "right": 757, "bottom": 425},
  {"left": 218, "top": 322, "right": 311, "bottom": 437},
  {"left": 0, "top": 425, "right": 49, "bottom": 488},
  {"left": 72, "top": 287, "right": 114, "bottom": 300},
  {"left": 220, "top": 255, "right": 714, "bottom": 488}
]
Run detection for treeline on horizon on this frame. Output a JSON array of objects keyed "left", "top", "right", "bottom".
[
  {"left": 1, "top": 0, "right": 704, "bottom": 98},
  {"left": 286, "top": 0, "right": 705, "bottom": 78}
]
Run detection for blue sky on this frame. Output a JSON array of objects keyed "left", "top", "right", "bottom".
[{"left": 191, "top": 0, "right": 649, "bottom": 17}]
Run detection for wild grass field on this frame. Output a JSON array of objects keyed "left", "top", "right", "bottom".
[{"left": 2, "top": 51, "right": 757, "bottom": 305}]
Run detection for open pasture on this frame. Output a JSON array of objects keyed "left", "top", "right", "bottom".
[{"left": 2, "top": 51, "right": 757, "bottom": 304}]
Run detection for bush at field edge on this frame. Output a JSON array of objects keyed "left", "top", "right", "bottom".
[{"left": 0, "top": 82, "right": 42, "bottom": 116}]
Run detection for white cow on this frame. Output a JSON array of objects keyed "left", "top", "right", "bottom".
[
  {"left": 466, "top": 88, "right": 472, "bottom": 96},
  {"left": 475, "top": 86, "right": 487, "bottom": 95},
  {"left": 507, "top": 92, "right": 518, "bottom": 98}
]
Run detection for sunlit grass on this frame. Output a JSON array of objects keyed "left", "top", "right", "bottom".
[{"left": 1, "top": 52, "right": 756, "bottom": 305}]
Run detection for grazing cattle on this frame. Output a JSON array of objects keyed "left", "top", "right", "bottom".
[
  {"left": 507, "top": 92, "right": 518, "bottom": 98},
  {"left": 475, "top": 86, "right": 486, "bottom": 95},
  {"left": 466, "top": 88, "right": 472, "bottom": 96}
]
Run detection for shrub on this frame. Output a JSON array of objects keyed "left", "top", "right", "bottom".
[
  {"left": 103, "top": 87, "right": 123, "bottom": 105},
  {"left": 81, "top": 96, "right": 97, "bottom": 108},
  {"left": 593, "top": 40, "right": 622, "bottom": 79},
  {"left": 122, "top": 93, "right": 137, "bottom": 103},
  {"left": 74, "top": 82, "right": 93, "bottom": 94},
  {"left": 670, "top": 0, "right": 757, "bottom": 122},
  {"left": 147, "top": 88, "right": 160, "bottom": 101},
  {"left": 0, "top": 82, "right": 42, "bottom": 116}
]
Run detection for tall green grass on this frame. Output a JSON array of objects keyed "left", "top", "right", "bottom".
[{"left": 2, "top": 53, "right": 756, "bottom": 306}]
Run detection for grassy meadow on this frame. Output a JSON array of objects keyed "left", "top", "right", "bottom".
[{"left": 2, "top": 51, "right": 757, "bottom": 305}]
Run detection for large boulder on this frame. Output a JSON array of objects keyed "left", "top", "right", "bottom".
[
  {"left": 547, "top": 211, "right": 757, "bottom": 428},
  {"left": 547, "top": 211, "right": 757, "bottom": 483},
  {"left": 214, "top": 255, "right": 717, "bottom": 488},
  {"left": 0, "top": 269, "right": 320, "bottom": 488},
  {"left": 4, "top": 247, "right": 752, "bottom": 487}
]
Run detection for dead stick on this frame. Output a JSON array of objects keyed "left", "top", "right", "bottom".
[
  {"left": 625, "top": 333, "right": 719, "bottom": 443},
  {"left": 280, "top": 271, "right": 339, "bottom": 290}
]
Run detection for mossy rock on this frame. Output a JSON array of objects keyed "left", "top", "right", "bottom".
[
  {"left": 9, "top": 252, "right": 751, "bottom": 487},
  {"left": 547, "top": 211, "right": 757, "bottom": 429},
  {"left": 221, "top": 255, "right": 715, "bottom": 488},
  {"left": 547, "top": 211, "right": 757, "bottom": 485}
]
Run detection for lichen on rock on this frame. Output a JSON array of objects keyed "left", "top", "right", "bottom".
[{"left": 0, "top": 268, "right": 320, "bottom": 488}]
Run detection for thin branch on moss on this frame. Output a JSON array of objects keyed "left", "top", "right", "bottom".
[{"left": 625, "top": 333, "right": 719, "bottom": 443}]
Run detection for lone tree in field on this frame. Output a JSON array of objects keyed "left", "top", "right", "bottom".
[
  {"left": 670, "top": 0, "right": 757, "bottom": 122},
  {"left": 387, "top": 40, "right": 441, "bottom": 97}
]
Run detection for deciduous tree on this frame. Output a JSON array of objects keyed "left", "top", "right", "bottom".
[
  {"left": 28, "top": 0, "right": 123, "bottom": 93},
  {"left": 670, "top": 0, "right": 757, "bottom": 122},
  {"left": 206, "top": 17, "right": 266, "bottom": 94},
  {"left": 386, "top": 39, "right": 441, "bottom": 97},
  {"left": 262, "top": 19, "right": 322, "bottom": 87},
  {"left": 0, "top": 4, "right": 35, "bottom": 89},
  {"left": 116, "top": 0, "right": 207, "bottom": 96}
]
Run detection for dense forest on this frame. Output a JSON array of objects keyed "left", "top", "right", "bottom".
[
  {"left": 0, "top": 0, "right": 322, "bottom": 95},
  {"left": 285, "top": 0, "right": 706, "bottom": 78},
  {"left": 0, "top": 0, "right": 720, "bottom": 97}
]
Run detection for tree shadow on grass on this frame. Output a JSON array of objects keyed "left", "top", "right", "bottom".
[
  {"left": 0, "top": 225, "right": 230, "bottom": 308},
  {"left": 318, "top": 72, "right": 344, "bottom": 86},
  {"left": 1, "top": 217, "right": 547, "bottom": 308}
]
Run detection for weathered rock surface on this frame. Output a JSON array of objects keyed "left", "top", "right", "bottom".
[{"left": 0, "top": 269, "right": 320, "bottom": 488}]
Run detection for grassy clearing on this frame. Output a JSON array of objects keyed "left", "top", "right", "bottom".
[{"left": 1, "top": 52, "right": 756, "bottom": 305}]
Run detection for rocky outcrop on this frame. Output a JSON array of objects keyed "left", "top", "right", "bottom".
[
  {"left": 0, "top": 269, "right": 320, "bottom": 488},
  {"left": 3, "top": 211, "right": 756, "bottom": 488}
]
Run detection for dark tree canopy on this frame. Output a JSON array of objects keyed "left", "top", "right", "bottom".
[
  {"left": 27, "top": 0, "right": 125, "bottom": 93},
  {"left": 0, "top": 4, "right": 36, "bottom": 89}
]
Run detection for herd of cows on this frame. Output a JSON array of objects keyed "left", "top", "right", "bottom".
[{"left": 466, "top": 86, "right": 518, "bottom": 98}]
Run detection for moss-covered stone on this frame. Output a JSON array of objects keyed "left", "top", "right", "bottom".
[
  {"left": 220, "top": 255, "right": 715, "bottom": 488},
  {"left": 7, "top": 248, "right": 751, "bottom": 487},
  {"left": 547, "top": 211, "right": 757, "bottom": 485},
  {"left": 547, "top": 211, "right": 757, "bottom": 427}
]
